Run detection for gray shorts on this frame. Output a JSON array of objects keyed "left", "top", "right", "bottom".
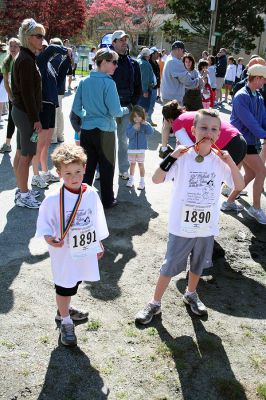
[
  {"left": 12, "top": 106, "right": 37, "bottom": 156},
  {"left": 216, "top": 77, "right": 224, "bottom": 90},
  {"left": 160, "top": 234, "right": 214, "bottom": 278}
]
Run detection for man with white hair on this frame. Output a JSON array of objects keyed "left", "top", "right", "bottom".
[{"left": 111, "top": 30, "right": 141, "bottom": 180}]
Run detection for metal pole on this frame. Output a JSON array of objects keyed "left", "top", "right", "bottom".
[{"left": 208, "top": 0, "right": 219, "bottom": 53}]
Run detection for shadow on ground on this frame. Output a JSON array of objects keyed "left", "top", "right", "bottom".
[{"left": 38, "top": 345, "right": 109, "bottom": 400}]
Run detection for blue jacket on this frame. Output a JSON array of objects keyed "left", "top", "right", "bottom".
[
  {"left": 50, "top": 54, "right": 71, "bottom": 95},
  {"left": 230, "top": 85, "right": 266, "bottom": 146},
  {"left": 72, "top": 71, "right": 128, "bottom": 132},
  {"left": 111, "top": 51, "right": 142, "bottom": 106},
  {"left": 215, "top": 54, "right": 227, "bottom": 78},
  {"left": 126, "top": 122, "right": 153, "bottom": 150},
  {"left": 138, "top": 57, "right": 155, "bottom": 93},
  {"left": 37, "top": 45, "right": 68, "bottom": 106}
]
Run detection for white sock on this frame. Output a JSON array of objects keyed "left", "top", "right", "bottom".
[
  {"left": 20, "top": 191, "right": 29, "bottom": 199},
  {"left": 150, "top": 299, "right": 161, "bottom": 306},
  {"left": 140, "top": 177, "right": 145, "bottom": 184},
  {"left": 129, "top": 175, "right": 134, "bottom": 181},
  {"left": 185, "top": 289, "right": 195, "bottom": 296},
  {"left": 61, "top": 315, "right": 73, "bottom": 325}
]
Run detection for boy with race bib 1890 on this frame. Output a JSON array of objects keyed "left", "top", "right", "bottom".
[
  {"left": 35, "top": 144, "right": 109, "bottom": 346},
  {"left": 135, "top": 109, "right": 244, "bottom": 324}
]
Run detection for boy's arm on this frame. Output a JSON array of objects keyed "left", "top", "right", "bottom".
[
  {"left": 219, "top": 151, "right": 245, "bottom": 191},
  {"left": 153, "top": 145, "right": 186, "bottom": 184}
]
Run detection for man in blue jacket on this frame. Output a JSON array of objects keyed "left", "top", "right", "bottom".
[
  {"left": 137, "top": 48, "right": 155, "bottom": 115},
  {"left": 215, "top": 48, "right": 227, "bottom": 104},
  {"left": 111, "top": 30, "right": 142, "bottom": 180}
]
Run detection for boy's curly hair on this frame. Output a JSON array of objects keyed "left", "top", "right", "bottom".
[{"left": 51, "top": 144, "right": 87, "bottom": 170}]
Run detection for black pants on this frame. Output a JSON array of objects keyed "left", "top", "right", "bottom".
[
  {"left": 80, "top": 128, "right": 116, "bottom": 207},
  {"left": 7, "top": 101, "right": 15, "bottom": 139}
]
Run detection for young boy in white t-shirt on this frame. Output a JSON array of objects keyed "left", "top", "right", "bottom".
[
  {"left": 135, "top": 109, "right": 244, "bottom": 324},
  {"left": 36, "top": 144, "right": 109, "bottom": 346}
]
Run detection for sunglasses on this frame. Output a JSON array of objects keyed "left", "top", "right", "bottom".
[
  {"left": 107, "top": 60, "right": 118, "bottom": 65},
  {"left": 31, "top": 34, "right": 44, "bottom": 39}
]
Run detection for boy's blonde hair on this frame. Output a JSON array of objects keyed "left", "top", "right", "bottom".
[
  {"left": 130, "top": 105, "right": 146, "bottom": 123},
  {"left": 51, "top": 144, "right": 87, "bottom": 170},
  {"left": 193, "top": 109, "right": 221, "bottom": 128}
]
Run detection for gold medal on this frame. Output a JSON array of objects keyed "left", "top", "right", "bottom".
[{"left": 195, "top": 154, "right": 204, "bottom": 163}]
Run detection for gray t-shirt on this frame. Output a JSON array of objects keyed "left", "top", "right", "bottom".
[{"left": 161, "top": 53, "right": 199, "bottom": 104}]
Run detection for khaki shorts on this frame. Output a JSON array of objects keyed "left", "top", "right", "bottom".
[{"left": 216, "top": 77, "right": 224, "bottom": 90}]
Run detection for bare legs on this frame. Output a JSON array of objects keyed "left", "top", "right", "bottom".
[
  {"left": 56, "top": 294, "right": 71, "bottom": 318},
  {"left": 13, "top": 150, "right": 33, "bottom": 193},
  {"left": 32, "top": 128, "right": 54, "bottom": 175}
]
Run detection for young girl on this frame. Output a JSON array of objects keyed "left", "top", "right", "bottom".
[
  {"left": 126, "top": 105, "right": 153, "bottom": 190},
  {"left": 224, "top": 56, "right": 237, "bottom": 103},
  {"left": 182, "top": 53, "right": 202, "bottom": 111},
  {"left": 207, "top": 55, "right": 216, "bottom": 107},
  {"left": 201, "top": 76, "right": 213, "bottom": 109}
]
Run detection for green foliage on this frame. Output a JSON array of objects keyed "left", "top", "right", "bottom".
[
  {"left": 257, "top": 383, "right": 266, "bottom": 399},
  {"left": 165, "top": 0, "right": 266, "bottom": 53}
]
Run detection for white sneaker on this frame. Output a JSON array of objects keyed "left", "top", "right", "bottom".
[
  {"left": 221, "top": 184, "right": 232, "bottom": 197},
  {"left": 126, "top": 178, "right": 134, "bottom": 188},
  {"left": 42, "top": 171, "right": 60, "bottom": 183},
  {"left": 119, "top": 171, "right": 129, "bottom": 180},
  {"left": 221, "top": 201, "right": 244, "bottom": 212},
  {"left": 15, "top": 188, "right": 40, "bottom": 201},
  {"left": 137, "top": 181, "right": 145, "bottom": 190},
  {"left": 16, "top": 192, "right": 41, "bottom": 208},
  {"left": 32, "top": 175, "right": 49, "bottom": 189},
  {"left": 247, "top": 207, "right": 266, "bottom": 224}
]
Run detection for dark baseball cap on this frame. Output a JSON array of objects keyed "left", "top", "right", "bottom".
[{"left": 172, "top": 41, "right": 187, "bottom": 52}]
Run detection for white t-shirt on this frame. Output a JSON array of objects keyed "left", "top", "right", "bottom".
[
  {"left": 165, "top": 149, "right": 234, "bottom": 238},
  {"left": 35, "top": 185, "right": 109, "bottom": 287}
]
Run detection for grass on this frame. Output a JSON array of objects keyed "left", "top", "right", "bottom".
[
  {"left": 86, "top": 319, "right": 101, "bottom": 331},
  {"left": 214, "top": 378, "right": 246, "bottom": 400},
  {"left": 20, "top": 352, "right": 29, "bottom": 359},
  {"left": 154, "top": 372, "right": 165, "bottom": 382},
  {"left": 116, "top": 391, "right": 128, "bottom": 400},
  {"left": 125, "top": 327, "right": 138, "bottom": 337},
  {"left": 146, "top": 327, "right": 158, "bottom": 336},
  {"left": 39, "top": 335, "right": 49, "bottom": 344},
  {"left": 0, "top": 339, "right": 15, "bottom": 350},
  {"left": 260, "top": 335, "right": 266, "bottom": 343},
  {"left": 257, "top": 383, "right": 266, "bottom": 399},
  {"left": 249, "top": 354, "right": 266, "bottom": 372}
]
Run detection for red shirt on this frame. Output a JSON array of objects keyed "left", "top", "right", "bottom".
[{"left": 172, "top": 111, "right": 240, "bottom": 148}]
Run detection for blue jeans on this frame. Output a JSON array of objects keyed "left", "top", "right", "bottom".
[
  {"left": 138, "top": 91, "right": 151, "bottom": 113},
  {"left": 116, "top": 113, "right": 130, "bottom": 173},
  {"left": 147, "top": 88, "right": 157, "bottom": 122}
]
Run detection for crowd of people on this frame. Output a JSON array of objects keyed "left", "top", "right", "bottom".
[{"left": 0, "top": 19, "right": 266, "bottom": 346}]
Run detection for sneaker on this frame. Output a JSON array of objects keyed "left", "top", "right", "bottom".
[
  {"left": 0, "top": 143, "right": 11, "bottom": 153},
  {"left": 119, "top": 171, "right": 129, "bottom": 180},
  {"left": 60, "top": 323, "right": 77, "bottom": 346},
  {"left": 55, "top": 307, "right": 89, "bottom": 321},
  {"left": 126, "top": 178, "right": 134, "bottom": 188},
  {"left": 183, "top": 291, "right": 207, "bottom": 316},
  {"left": 221, "top": 184, "right": 232, "bottom": 197},
  {"left": 247, "top": 207, "right": 266, "bottom": 224},
  {"left": 95, "top": 171, "right": 100, "bottom": 180},
  {"left": 221, "top": 201, "right": 244, "bottom": 212},
  {"left": 16, "top": 192, "right": 41, "bottom": 209},
  {"left": 15, "top": 188, "right": 40, "bottom": 201},
  {"left": 42, "top": 170, "right": 60, "bottom": 183},
  {"left": 32, "top": 175, "right": 49, "bottom": 189},
  {"left": 135, "top": 303, "right": 161, "bottom": 325},
  {"left": 137, "top": 181, "right": 145, "bottom": 190}
]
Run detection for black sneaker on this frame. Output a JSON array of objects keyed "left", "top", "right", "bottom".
[
  {"left": 135, "top": 303, "right": 161, "bottom": 324},
  {"left": 60, "top": 323, "right": 77, "bottom": 346},
  {"left": 183, "top": 292, "right": 207, "bottom": 316}
]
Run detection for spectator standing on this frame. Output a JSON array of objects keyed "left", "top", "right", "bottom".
[
  {"left": 182, "top": 53, "right": 202, "bottom": 111},
  {"left": 71, "top": 46, "right": 79, "bottom": 79},
  {"left": 50, "top": 37, "right": 72, "bottom": 144},
  {"left": 0, "top": 38, "right": 20, "bottom": 153},
  {"left": 160, "top": 41, "right": 200, "bottom": 105},
  {"left": 88, "top": 47, "right": 96, "bottom": 70},
  {"left": 223, "top": 65, "right": 266, "bottom": 224},
  {"left": 63, "top": 39, "right": 73, "bottom": 90},
  {"left": 12, "top": 18, "right": 44, "bottom": 208},
  {"left": 148, "top": 47, "right": 160, "bottom": 126},
  {"left": 0, "top": 42, "right": 8, "bottom": 128},
  {"left": 224, "top": 56, "right": 237, "bottom": 103},
  {"left": 235, "top": 57, "right": 245, "bottom": 84},
  {"left": 137, "top": 48, "right": 154, "bottom": 115},
  {"left": 72, "top": 48, "right": 129, "bottom": 208},
  {"left": 111, "top": 30, "right": 141, "bottom": 180},
  {"left": 207, "top": 55, "right": 216, "bottom": 107},
  {"left": 215, "top": 48, "right": 227, "bottom": 104}
]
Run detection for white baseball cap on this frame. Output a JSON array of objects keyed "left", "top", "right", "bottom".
[
  {"left": 248, "top": 64, "right": 266, "bottom": 79},
  {"left": 111, "top": 30, "right": 128, "bottom": 42}
]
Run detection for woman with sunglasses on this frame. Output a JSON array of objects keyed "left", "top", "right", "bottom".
[
  {"left": 12, "top": 18, "right": 45, "bottom": 208},
  {"left": 72, "top": 48, "right": 129, "bottom": 208}
]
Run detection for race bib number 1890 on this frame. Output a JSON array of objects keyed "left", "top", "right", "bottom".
[{"left": 181, "top": 205, "right": 212, "bottom": 235}]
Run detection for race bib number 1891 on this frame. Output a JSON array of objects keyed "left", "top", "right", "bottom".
[{"left": 69, "top": 228, "right": 101, "bottom": 258}]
